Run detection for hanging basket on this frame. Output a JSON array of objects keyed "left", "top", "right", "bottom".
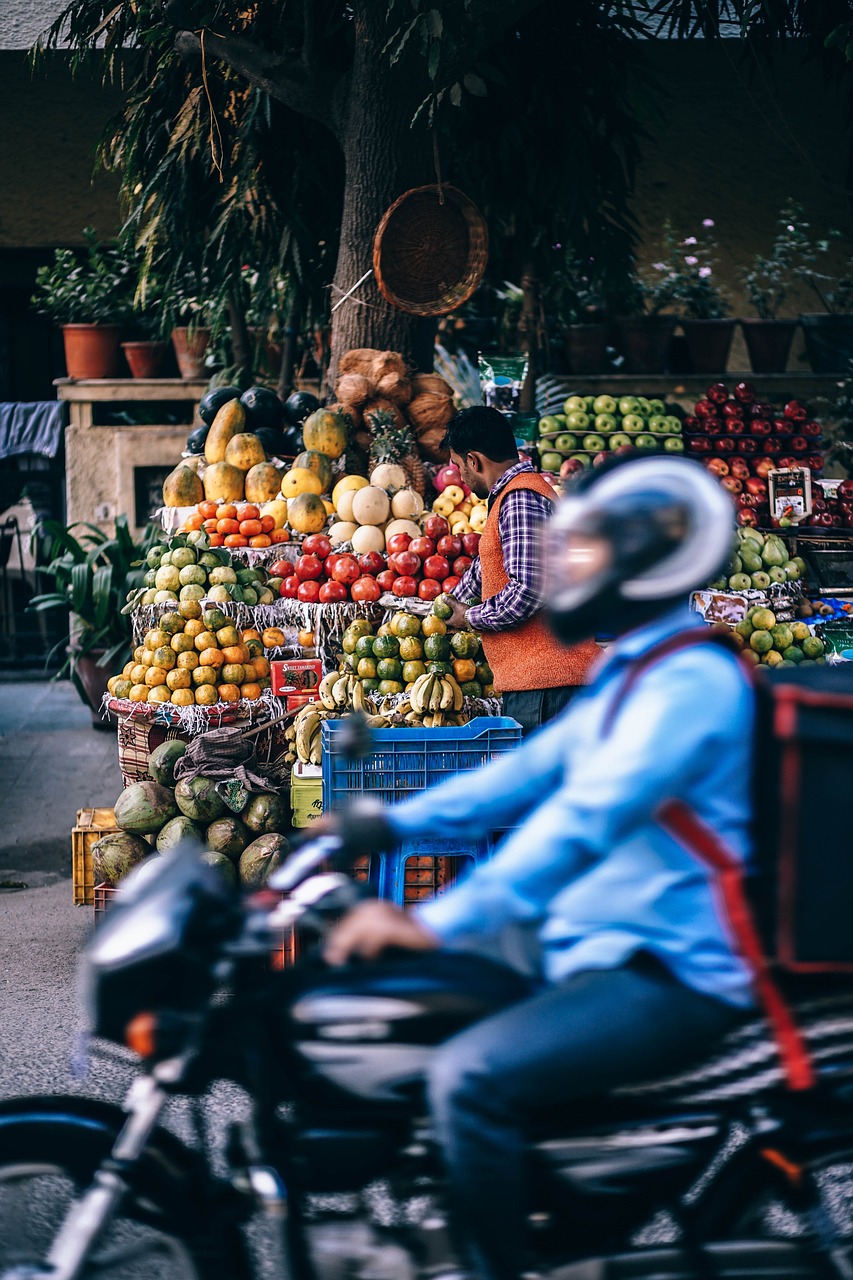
[{"left": 373, "top": 184, "right": 488, "bottom": 317}]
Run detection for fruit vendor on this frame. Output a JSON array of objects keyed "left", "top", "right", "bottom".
[
  {"left": 320, "top": 457, "right": 754, "bottom": 1280},
  {"left": 441, "top": 406, "right": 600, "bottom": 734}
]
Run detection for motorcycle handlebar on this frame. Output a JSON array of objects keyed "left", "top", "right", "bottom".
[{"left": 268, "top": 835, "right": 345, "bottom": 894}]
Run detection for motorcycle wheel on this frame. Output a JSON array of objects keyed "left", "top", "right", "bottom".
[{"left": 0, "top": 1157, "right": 229, "bottom": 1280}]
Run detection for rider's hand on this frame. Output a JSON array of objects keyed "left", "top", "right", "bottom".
[{"left": 324, "top": 900, "right": 440, "bottom": 966}]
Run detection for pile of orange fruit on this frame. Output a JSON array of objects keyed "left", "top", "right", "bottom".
[{"left": 182, "top": 501, "right": 291, "bottom": 550}]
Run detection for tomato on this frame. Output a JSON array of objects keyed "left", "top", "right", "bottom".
[
  {"left": 270, "top": 529, "right": 290, "bottom": 544},
  {"left": 377, "top": 569, "right": 397, "bottom": 593},
  {"left": 351, "top": 575, "right": 381, "bottom": 603},
  {"left": 237, "top": 504, "right": 260, "bottom": 522},
  {"left": 453, "top": 556, "right": 473, "bottom": 576},
  {"left": 249, "top": 534, "right": 272, "bottom": 548},
  {"left": 461, "top": 532, "right": 481, "bottom": 556},
  {"left": 442, "top": 576, "right": 461, "bottom": 593},
  {"left": 409, "top": 536, "right": 435, "bottom": 560},
  {"left": 199, "top": 501, "right": 218, "bottom": 519},
  {"left": 239, "top": 519, "right": 263, "bottom": 537},
  {"left": 437, "top": 535, "right": 463, "bottom": 559},
  {"left": 297, "top": 579, "right": 321, "bottom": 603},
  {"left": 423, "top": 515, "right": 450, "bottom": 540},
  {"left": 217, "top": 518, "right": 240, "bottom": 535},
  {"left": 331, "top": 553, "right": 360, "bottom": 586},
  {"left": 358, "top": 551, "right": 385, "bottom": 576},
  {"left": 303, "top": 534, "right": 332, "bottom": 560},
  {"left": 295, "top": 554, "right": 323, "bottom": 581},
  {"left": 418, "top": 578, "right": 441, "bottom": 601},
  {"left": 391, "top": 551, "right": 421, "bottom": 578},
  {"left": 216, "top": 504, "right": 238, "bottom": 520},
  {"left": 224, "top": 533, "right": 249, "bottom": 547},
  {"left": 392, "top": 576, "right": 418, "bottom": 598},
  {"left": 280, "top": 576, "right": 300, "bottom": 599},
  {"left": 319, "top": 580, "right": 349, "bottom": 603},
  {"left": 386, "top": 533, "right": 413, "bottom": 555},
  {"left": 423, "top": 554, "right": 450, "bottom": 581}
]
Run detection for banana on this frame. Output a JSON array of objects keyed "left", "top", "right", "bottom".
[
  {"left": 439, "top": 678, "right": 454, "bottom": 711},
  {"left": 396, "top": 697, "right": 412, "bottom": 716},
  {"left": 409, "top": 674, "right": 426, "bottom": 714},
  {"left": 295, "top": 709, "right": 320, "bottom": 762},
  {"left": 429, "top": 677, "right": 443, "bottom": 711},
  {"left": 433, "top": 711, "right": 445, "bottom": 727},
  {"left": 352, "top": 680, "right": 367, "bottom": 713},
  {"left": 333, "top": 674, "right": 351, "bottom": 708},
  {"left": 405, "top": 710, "right": 423, "bottom": 726},
  {"left": 423, "top": 714, "right": 433, "bottom": 728},
  {"left": 420, "top": 674, "right": 437, "bottom": 713},
  {"left": 308, "top": 722, "right": 322, "bottom": 766},
  {"left": 364, "top": 713, "right": 389, "bottom": 729},
  {"left": 444, "top": 674, "right": 464, "bottom": 712},
  {"left": 319, "top": 672, "right": 339, "bottom": 711}
]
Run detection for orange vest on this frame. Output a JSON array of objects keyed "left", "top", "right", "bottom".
[{"left": 477, "top": 471, "right": 600, "bottom": 692}]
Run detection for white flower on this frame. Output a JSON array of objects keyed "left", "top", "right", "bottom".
[
  {"left": 787, "top": 225, "right": 795, "bottom": 232},
  {"left": 652, "top": 262, "right": 667, "bottom": 271},
  {"left": 685, "top": 255, "right": 699, "bottom": 266},
  {"left": 683, "top": 237, "right": 698, "bottom": 246},
  {"left": 702, "top": 219, "right": 715, "bottom": 227},
  {"left": 699, "top": 267, "right": 712, "bottom": 278}
]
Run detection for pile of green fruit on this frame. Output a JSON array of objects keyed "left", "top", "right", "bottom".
[
  {"left": 91, "top": 741, "right": 289, "bottom": 891},
  {"left": 733, "top": 609, "right": 825, "bottom": 668},
  {"left": 538, "top": 394, "right": 684, "bottom": 473},
  {"left": 710, "top": 527, "right": 803, "bottom": 593},
  {"left": 126, "top": 531, "right": 276, "bottom": 611}
]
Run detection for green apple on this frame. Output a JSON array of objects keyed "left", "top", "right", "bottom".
[
  {"left": 648, "top": 399, "right": 666, "bottom": 416},
  {"left": 618, "top": 396, "right": 639, "bottom": 416},
  {"left": 539, "top": 415, "right": 560, "bottom": 435},
  {"left": 574, "top": 453, "right": 592, "bottom": 468},
  {"left": 594, "top": 413, "right": 617, "bottom": 432},
  {"left": 635, "top": 434, "right": 657, "bottom": 450},
  {"left": 663, "top": 437, "right": 684, "bottom": 452},
  {"left": 567, "top": 411, "right": 590, "bottom": 431},
  {"left": 649, "top": 416, "right": 668, "bottom": 433},
  {"left": 609, "top": 433, "right": 632, "bottom": 449},
  {"left": 584, "top": 396, "right": 597, "bottom": 410},
  {"left": 637, "top": 397, "right": 652, "bottom": 415},
  {"left": 593, "top": 394, "right": 617, "bottom": 415},
  {"left": 554, "top": 413, "right": 568, "bottom": 425},
  {"left": 728, "top": 573, "right": 751, "bottom": 591},
  {"left": 665, "top": 416, "right": 682, "bottom": 433},
  {"left": 564, "top": 395, "right": 586, "bottom": 415},
  {"left": 622, "top": 414, "right": 645, "bottom": 433},
  {"left": 540, "top": 451, "right": 563, "bottom": 472},
  {"left": 583, "top": 434, "right": 606, "bottom": 453},
  {"left": 554, "top": 433, "right": 578, "bottom": 452}
]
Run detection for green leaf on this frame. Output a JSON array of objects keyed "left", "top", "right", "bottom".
[
  {"left": 463, "top": 74, "right": 487, "bottom": 97},
  {"left": 426, "top": 9, "right": 443, "bottom": 37},
  {"left": 92, "top": 564, "right": 114, "bottom": 630},
  {"left": 70, "top": 562, "right": 93, "bottom": 616},
  {"left": 450, "top": 82, "right": 462, "bottom": 107},
  {"left": 428, "top": 42, "right": 440, "bottom": 80}
]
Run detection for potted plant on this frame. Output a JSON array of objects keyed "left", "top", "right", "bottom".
[
  {"left": 28, "top": 516, "right": 151, "bottom": 726},
  {"left": 556, "top": 257, "right": 611, "bottom": 375},
  {"left": 168, "top": 267, "right": 222, "bottom": 378},
  {"left": 121, "top": 268, "right": 169, "bottom": 378},
  {"left": 799, "top": 225, "right": 853, "bottom": 373},
  {"left": 737, "top": 201, "right": 804, "bottom": 373},
  {"left": 32, "top": 228, "right": 135, "bottom": 379},
  {"left": 648, "top": 219, "right": 734, "bottom": 374},
  {"left": 614, "top": 262, "right": 678, "bottom": 377}
]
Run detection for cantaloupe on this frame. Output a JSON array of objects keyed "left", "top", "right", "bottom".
[
  {"left": 287, "top": 492, "right": 328, "bottom": 534},
  {"left": 163, "top": 464, "right": 203, "bottom": 507},
  {"left": 293, "top": 450, "right": 333, "bottom": 493},
  {"left": 390, "top": 488, "right": 424, "bottom": 519},
  {"left": 329, "top": 521, "right": 358, "bottom": 545},
  {"left": 370, "top": 463, "right": 407, "bottom": 491},
  {"left": 225, "top": 433, "right": 266, "bottom": 472},
  {"left": 334, "top": 489, "right": 359, "bottom": 523},
  {"left": 332, "top": 473, "right": 369, "bottom": 506},
  {"left": 351, "top": 486, "right": 391, "bottom": 526},
  {"left": 384, "top": 519, "right": 421, "bottom": 543},
  {"left": 205, "top": 400, "right": 245, "bottom": 463},
  {"left": 351, "top": 525, "right": 386, "bottom": 555},
  {"left": 245, "top": 462, "right": 282, "bottom": 504},
  {"left": 302, "top": 409, "right": 347, "bottom": 459},
  {"left": 281, "top": 467, "right": 324, "bottom": 499},
  {"left": 203, "top": 461, "right": 245, "bottom": 504},
  {"left": 261, "top": 499, "right": 289, "bottom": 529}
]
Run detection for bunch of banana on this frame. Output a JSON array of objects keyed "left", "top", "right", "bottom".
[
  {"left": 409, "top": 672, "right": 464, "bottom": 715},
  {"left": 293, "top": 702, "right": 339, "bottom": 765}
]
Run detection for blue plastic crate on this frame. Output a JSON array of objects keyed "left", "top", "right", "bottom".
[{"left": 322, "top": 716, "right": 522, "bottom": 810}]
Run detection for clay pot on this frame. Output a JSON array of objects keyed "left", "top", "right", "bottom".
[
  {"left": 61, "top": 324, "right": 122, "bottom": 379},
  {"left": 73, "top": 649, "right": 116, "bottom": 731},
  {"left": 681, "top": 318, "right": 736, "bottom": 375},
  {"left": 740, "top": 319, "right": 798, "bottom": 374},
  {"left": 564, "top": 324, "right": 610, "bottom": 375},
  {"left": 171, "top": 326, "right": 211, "bottom": 379},
  {"left": 122, "top": 340, "right": 167, "bottom": 379},
  {"left": 614, "top": 316, "right": 676, "bottom": 375},
  {"left": 800, "top": 314, "right": 853, "bottom": 373}
]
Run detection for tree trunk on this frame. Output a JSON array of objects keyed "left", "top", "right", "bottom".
[{"left": 327, "top": 8, "right": 432, "bottom": 391}]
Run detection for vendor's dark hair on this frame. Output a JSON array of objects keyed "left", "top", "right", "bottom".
[{"left": 441, "top": 406, "right": 519, "bottom": 462}]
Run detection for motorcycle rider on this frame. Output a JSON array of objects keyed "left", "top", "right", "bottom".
[{"left": 320, "top": 456, "right": 756, "bottom": 1280}]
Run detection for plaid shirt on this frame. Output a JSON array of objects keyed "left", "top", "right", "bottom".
[{"left": 456, "top": 459, "right": 554, "bottom": 633}]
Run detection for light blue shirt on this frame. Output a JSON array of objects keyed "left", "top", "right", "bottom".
[{"left": 390, "top": 607, "right": 756, "bottom": 1008}]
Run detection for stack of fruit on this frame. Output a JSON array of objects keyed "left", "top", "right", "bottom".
[
  {"left": 686, "top": 382, "right": 824, "bottom": 527},
  {"left": 732, "top": 609, "right": 826, "bottom": 668},
  {"left": 91, "top": 743, "right": 288, "bottom": 891},
  {"left": 328, "top": 468, "right": 426, "bottom": 552},
  {"left": 261, "top": 532, "right": 385, "bottom": 604},
  {"left": 801, "top": 478, "right": 853, "bottom": 531},
  {"left": 131, "top": 535, "right": 276, "bottom": 610},
  {"left": 333, "top": 613, "right": 495, "bottom": 706},
  {"left": 164, "top": 396, "right": 285, "bottom": 511},
  {"left": 538, "top": 394, "right": 684, "bottom": 476},
  {"left": 177, "top": 499, "right": 291, "bottom": 549},
  {"left": 709, "top": 527, "right": 804, "bottom": 594},
  {"left": 290, "top": 702, "right": 341, "bottom": 764},
  {"left": 107, "top": 607, "right": 272, "bottom": 707},
  {"left": 331, "top": 348, "right": 455, "bottom": 468}
]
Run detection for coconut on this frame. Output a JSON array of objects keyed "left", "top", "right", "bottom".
[
  {"left": 416, "top": 426, "right": 451, "bottom": 465},
  {"left": 239, "top": 834, "right": 290, "bottom": 889},
  {"left": 335, "top": 373, "right": 373, "bottom": 406},
  {"left": 376, "top": 373, "right": 411, "bottom": 405},
  {"left": 407, "top": 392, "right": 454, "bottom": 434},
  {"left": 369, "top": 351, "right": 407, "bottom": 384},
  {"left": 174, "top": 776, "right": 227, "bottom": 824},
  {"left": 338, "top": 348, "right": 382, "bottom": 379},
  {"left": 148, "top": 739, "right": 187, "bottom": 788},
  {"left": 411, "top": 373, "right": 453, "bottom": 398},
  {"left": 114, "top": 781, "right": 179, "bottom": 835},
  {"left": 363, "top": 397, "right": 406, "bottom": 432},
  {"left": 243, "top": 792, "right": 289, "bottom": 836},
  {"left": 92, "top": 832, "right": 150, "bottom": 886},
  {"left": 200, "top": 850, "right": 238, "bottom": 889},
  {"left": 156, "top": 815, "right": 204, "bottom": 853},
  {"left": 206, "top": 816, "right": 251, "bottom": 861}
]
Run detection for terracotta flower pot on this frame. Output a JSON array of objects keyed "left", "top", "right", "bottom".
[
  {"left": 615, "top": 316, "right": 676, "bottom": 375},
  {"left": 61, "top": 324, "right": 122, "bottom": 379},
  {"left": 739, "top": 319, "right": 797, "bottom": 375},
  {"left": 681, "top": 318, "right": 736, "bottom": 375},
  {"left": 122, "top": 340, "right": 167, "bottom": 379},
  {"left": 800, "top": 314, "right": 853, "bottom": 373},
  {"left": 73, "top": 649, "right": 116, "bottom": 730},
  {"left": 171, "top": 326, "right": 211, "bottom": 379},
  {"left": 564, "top": 324, "right": 610, "bottom": 375}
]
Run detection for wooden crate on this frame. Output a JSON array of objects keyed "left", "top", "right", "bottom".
[{"left": 72, "top": 808, "right": 118, "bottom": 906}]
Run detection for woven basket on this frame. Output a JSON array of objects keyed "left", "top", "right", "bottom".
[{"left": 373, "top": 185, "right": 488, "bottom": 317}]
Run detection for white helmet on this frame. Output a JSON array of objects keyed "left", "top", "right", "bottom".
[{"left": 545, "top": 456, "right": 734, "bottom": 644}]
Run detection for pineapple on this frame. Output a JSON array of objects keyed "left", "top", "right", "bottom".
[{"left": 367, "top": 407, "right": 425, "bottom": 495}]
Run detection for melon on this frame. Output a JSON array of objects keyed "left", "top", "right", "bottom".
[
  {"left": 245, "top": 462, "right": 282, "bottom": 504},
  {"left": 163, "top": 465, "right": 203, "bottom": 508},
  {"left": 329, "top": 521, "right": 358, "bottom": 546},
  {"left": 302, "top": 409, "right": 348, "bottom": 460},
  {"left": 260, "top": 499, "right": 289, "bottom": 529},
  {"left": 351, "top": 486, "right": 391, "bottom": 526},
  {"left": 384, "top": 518, "right": 421, "bottom": 543},
  {"left": 293, "top": 449, "right": 333, "bottom": 492},
  {"left": 281, "top": 467, "right": 324, "bottom": 499},
  {"left": 332, "top": 474, "right": 370, "bottom": 511},
  {"left": 203, "top": 461, "right": 245, "bottom": 504},
  {"left": 287, "top": 491, "right": 328, "bottom": 534},
  {"left": 334, "top": 489, "right": 359, "bottom": 522},
  {"left": 224, "top": 433, "right": 267, "bottom": 472},
  {"left": 205, "top": 399, "right": 245, "bottom": 463},
  {"left": 351, "top": 524, "right": 386, "bottom": 555},
  {"left": 370, "top": 463, "right": 407, "bottom": 492},
  {"left": 390, "top": 488, "right": 424, "bottom": 520}
]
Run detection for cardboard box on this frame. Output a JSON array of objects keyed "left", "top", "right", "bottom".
[{"left": 271, "top": 658, "right": 323, "bottom": 697}]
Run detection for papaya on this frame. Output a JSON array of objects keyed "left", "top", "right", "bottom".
[
  {"left": 203, "top": 461, "right": 245, "bottom": 504},
  {"left": 293, "top": 450, "right": 333, "bottom": 493},
  {"left": 163, "top": 464, "right": 203, "bottom": 508},
  {"left": 199, "top": 386, "right": 242, "bottom": 426},
  {"left": 244, "top": 462, "right": 283, "bottom": 505},
  {"left": 114, "top": 781, "right": 179, "bottom": 834},
  {"left": 286, "top": 491, "right": 327, "bottom": 534},
  {"left": 205, "top": 399, "right": 246, "bottom": 463},
  {"left": 302, "top": 409, "right": 348, "bottom": 460},
  {"left": 225, "top": 433, "right": 267, "bottom": 472}
]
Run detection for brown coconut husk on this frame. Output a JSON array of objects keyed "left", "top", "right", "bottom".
[
  {"left": 376, "top": 372, "right": 412, "bottom": 405},
  {"left": 329, "top": 401, "right": 362, "bottom": 431},
  {"left": 334, "top": 372, "right": 374, "bottom": 406},
  {"left": 338, "top": 347, "right": 382, "bottom": 379},
  {"left": 411, "top": 373, "right": 453, "bottom": 398},
  {"left": 369, "top": 350, "right": 407, "bottom": 384},
  {"left": 354, "top": 428, "right": 372, "bottom": 453},
  {"left": 416, "top": 427, "right": 450, "bottom": 465},
  {"left": 362, "top": 396, "right": 407, "bottom": 431},
  {"left": 407, "top": 391, "right": 455, "bottom": 433}
]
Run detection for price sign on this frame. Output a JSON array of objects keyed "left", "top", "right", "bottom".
[{"left": 768, "top": 467, "right": 812, "bottom": 524}]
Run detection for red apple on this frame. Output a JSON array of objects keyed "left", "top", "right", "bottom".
[
  {"left": 715, "top": 437, "right": 736, "bottom": 454},
  {"left": 560, "top": 457, "right": 587, "bottom": 479},
  {"left": 351, "top": 575, "right": 382, "bottom": 603},
  {"left": 391, "top": 550, "right": 421, "bottom": 578},
  {"left": 279, "top": 575, "right": 299, "bottom": 599},
  {"left": 695, "top": 399, "right": 718, "bottom": 419},
  {"left": 331, "top": 553, "right": 360, "bottom": 586},
  {"left": 803, "top": 420, "right": 822, "bottom": 437},
  {"left": 734, "top": 381, "right": 757, "bottom": 404},
  {"left": 442, "top": 576, "right": 461, "bottom": 593},
  {"left": 777, "top": 456, "right": 798, "bottom": 470},
  {"left": 435, "top": 464, "right": 463, "bottom": 492},
  {"left": 682, "top": 415, "right": 701, "bottom": 434},
  {"left": 297, "top": 580, "right": 321, "bottom": 603},
  {"left": 723, "top": 401, "right": 744, "bottom": 419},
  {"left": 772, "top": 418, "right": 793, "bottom": 437},
  {"left": 295, "top": 554, "right": 323, "bottom": 581},
  {"left": 386, "top": 532, "right": 412, "bottom": 555},
  {"left": 753, "top": 458, "right": 775, "bottom": 479},
  {"left": 423, "top": 554, "right": 450, "bottom": 581},
  {"left": 462, "top": 532, "right": 481, "bottom": 556},
  {"left": 409, "top": 536, "right": 436, "bottom": 560},
  {"left": 706, "top": 457, "right": 729, "bottom": 477},
  {"left": 319, "top": 580, "right": 349, "bottom": 603},
  {"left": 730, "top": 459, "right": 750, "bottom": 479},
  {"left": 705, "top": 418, "right": 723, "bottom": 436},
  {"left": 303, "top": 534, "right": 332, "bottom": 560},
  {"left": 784, "top": 399, "right": 808, "bottom": 422},
  {"left": 706, "top": 382, "right": 730, "bottom": 404},
  {"left": 791, "top": 437, "right": 808, "bottom": 455},
  {"left": 738, "top": 493, "right": 758, "bottom": 508},
  {"left": 752, "top": 402, "right": 775, "bottom": 420},
  {"left": 762, "top": 439, "right": 779, "bottom": 455},
  {"left": 737, "top": 508, "right": 759, "bottom": 527},
  {"left": 453, "top": 555, "right": 473, "bottom": 576},
  {"left": 392, "top": 575, "right": 418, "bottom": 597},
  {"left": 417, "top": 579, "right": 442, "bottom": 602},
  {"left": 818, "top": 511, "right": 835, "bottom": 527},
  {"left": 437, "top": 535, "right": 463, "bottom": 559},
  {"left": 738, "top": 439, "right": 758, "bottom": 454},
  {"left": 845, "top": 514, "right": 853, "bottom": 529},
  {"left": 745, "top": 477, "right": 768, "bottom": 497},
  {"left": 424, "top": 515, "right": 450, "bottom": 540},
  {"left": 813, "top": 497, "right": 827, "bottom": 512},
  {"left": 358, "top": 550, "right": 386, "bottom": 576},
  {"left": 376, "top": 568, "right": 397, "bottom": 592},
  {"left": 688, "top": 438, "right": 712, "bottom": 454},
  {"left": 721, "top": 476, "right": 743, "bottom": 495},
  {"left": 838, "top": 479, "right": 853, "bottom": 499},
  {"left": 751, "top": 419, "right": 772, "bottom": 436},
  {"left": 593, "top": 451, "right": 609, "bottom": 467},
  {"left": 726, "top": 418, "right": 746, "bottom": 436}
]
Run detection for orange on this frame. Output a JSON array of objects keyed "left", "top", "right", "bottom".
[
  {"left": 242, "top": 628, "right": 261, "bottom": 641},
  {"left": 224, "top": 534, "right": 249, "bottom": 548},
  {"left": 194, "top": 684, "right": 218, "bottom": 705},
  {"left": 237, "top": 504, "right": 260, "bottom": 521},
  {"left": 183, "top": 618, "right": 205, "bottom": 638},
  {"left": 208, "top": 534, "right": 224, "bottom": 547},
  {"left": 199, "top": 647, "right": 225, "bottom": 668},
  {"left": 199, "top": 500, "right": 218, "bottom": 519},
  {"left": 216, "top": 504, "right": 238, "bottom": 520},
  {"left": 422, "top": 616, "right": 447, "bottom": 638},
  {"left": 221, "top": 644, "right": 245, "bottom": 665},
  {"left": 252, "top": 656, "right": 271, "bottom": 677},
  {"left": 192, "top": 666, "right": 217, "bottom": 686},
  {"left": 452, "top": 658, "right": 477, "bottom": 683},
  {"left": 262, "top": 627, "right": 285, "bottom": 648},
  {"left": 170, "top": 688, "right": 194, "bottom": 706},
  {"left": 194, "top": 630, "right": 219, "bottom": 651},
  {"left": 249, "top": 534, "right": 272, "bottom": 548},
  {"left": 298, "top": 629, "right": 315, "bottom": 648},
  {"left": 177, "top": 651, "right": 199, "bottom": 670},
  {"left": 239, "top": 519, "right": 263, "bottom": 537},
  {"left": 259, "top": 515, "right": 276, "bottom": 533},
  {"left": 145, "top": 666, "right": 168, "bottom": 687},
  {"left": 217, "top": 518, "right": 239, "bottom": 535},
  {"left": 270, "top": 529, "right": 290, "bottom": 543},
  {"left": 217, "top": 683, "right": 241, "bottom": 703},
  {"left": 129, "top": 684, "right": 149, "bottom": 702},
  {"left": 166, "top": 668, "right": 192, "bottom": 691},
  {"left": 203, "top": 518, "right": 219, "bottom": 533},
  {"left": 240, "top": 683, "right": 262, "bottom": 701},
  {"left": 185, "top": 511, "right": 205, "bottom": 531}
]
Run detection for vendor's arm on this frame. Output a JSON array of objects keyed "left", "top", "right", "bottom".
[
  {"left": 415, "top": 648, "right": 752, "bottom": 943},
  {"left": 466, "top": 489, "right": 553, "bottom": 633},
  {"left": 453, "top": 555, "right": 481, "bottom": 606}
]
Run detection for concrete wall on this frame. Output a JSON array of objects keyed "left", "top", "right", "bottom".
[{"left": 2, "top": 0, "right": 67, "bottom": 50}]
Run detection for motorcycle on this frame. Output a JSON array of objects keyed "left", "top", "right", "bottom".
[{"left": 3, "top": 836, "right": 853, "bottom": 1280}]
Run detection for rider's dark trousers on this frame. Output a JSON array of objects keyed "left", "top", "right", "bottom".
[{"left": 426, "top": 953, "right": 742, "bottom": 1280}]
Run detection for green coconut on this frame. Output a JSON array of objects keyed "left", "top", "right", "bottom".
[
  {"left": 91, "top": 832, "right": 151, "bottom": 886},
  {"left": 174, "top": 776, "right": 227, "bottom": 823},
  {"left": 114, "top": 781, "right": 179, "bottom": 835},
  {"left": 238, "top": 834, "right": 290, "bottom": 889}
]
